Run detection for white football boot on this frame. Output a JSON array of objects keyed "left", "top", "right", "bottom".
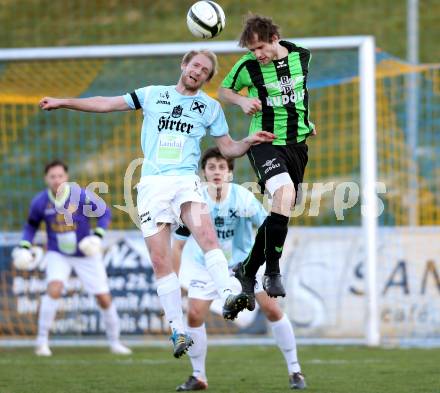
[
  {"left": 35, "top": 343, "right": 52, "bottom": 357},
  {"left": 110, "top": 342, "right": 132, "bottom": 355}
]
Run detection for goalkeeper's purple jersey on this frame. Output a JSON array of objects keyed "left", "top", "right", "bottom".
[{"left": 21, "top": 184, "right": 111, "bottom": 257}]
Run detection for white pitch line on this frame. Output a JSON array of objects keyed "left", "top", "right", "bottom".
[
  {"left": 0, "top": 358, "right": 174, "bottom": 366},
  {"left": 305, "top": 358, "right": 388, "bottom": 365}
]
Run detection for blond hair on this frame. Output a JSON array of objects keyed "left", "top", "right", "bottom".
[{"left": 182, "top": 50, "right": 218, "bottom": 81}]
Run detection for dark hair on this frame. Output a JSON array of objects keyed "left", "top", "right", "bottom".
[
  {"left": 182, "top": 50, "right": 218, "bottom": 81},
  {"left": 239, "top": 14, "right": 281, "bottom": 48},
  {"left": 44, "top": 159, "right": 68, "bottom": 174},
  {"left": 201, "top": 147, "right": 234, "bottom": 171}
]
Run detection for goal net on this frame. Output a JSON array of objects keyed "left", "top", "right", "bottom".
[{"left": 1, "top": 38, "right": 439, "bottom": 345}]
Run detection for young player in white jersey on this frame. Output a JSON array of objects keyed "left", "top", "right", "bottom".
[
  {"left": 172, "top": 148, "right": 306, "bottom": 390},
  {"left": 39, "top": 50, "right": 275, "bottom": 358}
]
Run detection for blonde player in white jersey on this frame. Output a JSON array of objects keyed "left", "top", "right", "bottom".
[
  {"left": 172, "top": 148, "right": 305, "bottom": 390},
  {"left": 39, "top": 50, "right": 275, "bottom": 358}
]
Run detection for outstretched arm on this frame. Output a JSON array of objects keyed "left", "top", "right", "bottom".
[
  {"left": 39, "top": 96, "right": 130, "bottom": 113},
  {"left": 215, "top": 132, "right": 275, "bottom": 159}
]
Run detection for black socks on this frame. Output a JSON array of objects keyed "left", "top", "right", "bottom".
[
  {"left": 242, "top": 212, "right": 289, "bottom": 277},
  {"left": 264, "top": 212, "right": 289, "bottom": 275}
]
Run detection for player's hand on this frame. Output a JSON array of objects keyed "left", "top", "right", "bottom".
[
  {"left": 310, "top": 128, "right": 317, "bottom": 136},
  {"left": 11, "top": 247, "right": 33, "bottom": 270},
  {"left": 11, "top": 246, "right": 43, "bottom": 270},
  {"left": 39, "top": 97, "right": 63, "bottom": 111},
  {"left": 244, "top": 131, "right": 276, "bottom": 145},
  {"left": 78, "top": 235, "right": 102, "bottom": 257},
  {"left": 239, "top": 97, "right": 262, "bottom": 116}
]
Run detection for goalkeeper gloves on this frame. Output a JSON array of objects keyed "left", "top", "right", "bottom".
[
  {"left": 11, "top": 241, "right": 43, "bottom": 270},
  {"left": 78, "top": 228, "right": 104, "bottom": 257}
]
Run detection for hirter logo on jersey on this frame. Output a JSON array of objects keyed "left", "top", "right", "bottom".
[
  {"left": 157, "top": 104, "right": 195, "bottom": 134},
  {"left": 217, "top": 228, "right": 234, "bottom": 239}
]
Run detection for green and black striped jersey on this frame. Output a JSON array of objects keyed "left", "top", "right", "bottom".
[{"left": 221, "top": 40, "right": 315, "bottom": 145}]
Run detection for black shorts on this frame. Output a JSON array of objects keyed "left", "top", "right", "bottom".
[{"left": 247, "top": 142, "right": 308, "bottom": 194}]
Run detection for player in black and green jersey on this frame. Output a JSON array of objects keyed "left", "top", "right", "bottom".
[{"left": 219, "top": 14, "right": 316, "bottom": 314}]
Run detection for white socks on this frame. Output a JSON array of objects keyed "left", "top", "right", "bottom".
[
  {"left": 101, "top": 303, "right": 120, "bottom": 345},
  {"left": 156, "top": 273, "right": 185, "bottom": 333},
  {"left": 270, "top": 314, "right": 301, "bottom": 374},
  {"left": 186, "top": 316, "right": 300, "bottom": 382},
  {"left": 188, "top": 324, "right": 208, "bottom": 382},
  {"left": 204, "top": 249, "right": 232, "bottom": 300},
  {"left": 36, "top": 295, "right": 59, "bottom": 346}
]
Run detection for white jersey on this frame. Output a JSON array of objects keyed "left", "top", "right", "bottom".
[
  {"left": 123, "top": 85, "right": 229, "bottom": 177},
  {"left": 175, "top": 183, "right": 267, "bottom": 268}
]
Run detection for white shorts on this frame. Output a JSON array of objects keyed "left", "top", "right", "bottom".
[
  {"left": 183, "top": 258, "right": 265, "bottom": 301},
  {"left": 45, "top": 251, "right": 110, "bottom": 295},
  {"left": 137, "top": 175, "right": 205, "bottom": 238}
]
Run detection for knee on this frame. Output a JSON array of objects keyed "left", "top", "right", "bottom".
[
  {"left": 149, "top": 249, "right": 169, "bottom": 272},
  {"left": 96, "top": 293, "right": 112, "bottom": 309},
  {"left": 187, "top": 307, "right": 204, "bottom": 327},
  {"left": 273, "top": 184, "right": 296, "bottom": 211},
  {"left": 47, "top": 281, "right": 63, "bottom": 299},
  {"left": 262, "top": 304, "right": 283, "bottom": 322},
  {"left": 274, "top": 184, "right": 296, "bottom": 203},
  {"left": 197, "top": 229, "right": 219, "bottom": 252}
]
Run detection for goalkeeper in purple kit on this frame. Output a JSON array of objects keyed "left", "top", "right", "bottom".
[{"left": 12, "top": 160, "right": 131, "bottom": 356}]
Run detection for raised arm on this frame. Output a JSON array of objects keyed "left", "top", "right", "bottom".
[
  {"left": 215, "top": 132, "right": 275, "bottom": 159},
  {"left": 39, "top": 96, "right": 130, "bottom": 113}
]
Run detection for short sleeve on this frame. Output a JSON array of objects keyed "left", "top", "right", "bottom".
[
  {"left": 207, "top": 101, "right": 228, "bottom": 137},
  {"left": 221, "top": 57, "right": 251, "bottom": 92},
  {"left": 123, "top": 86, "right": 151, "bottom": 110}
]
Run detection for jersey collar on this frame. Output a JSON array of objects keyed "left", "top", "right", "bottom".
[
  {"left": 279, "top": 40, "right": 295, "bottom": 53},
  {"left": 204, "top": 183, "right": 232, "bottom": 208},
  {"left": 47, "top": 183, "right": 71, "bottom": 207}
]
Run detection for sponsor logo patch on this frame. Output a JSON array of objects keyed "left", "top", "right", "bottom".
[{"left": 190, "top": 99, "right": 206, "bottom": 114}]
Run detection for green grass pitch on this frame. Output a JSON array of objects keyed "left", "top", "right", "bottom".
[{"left": 1, "top": 345, "right": 439, "bottom": 393}]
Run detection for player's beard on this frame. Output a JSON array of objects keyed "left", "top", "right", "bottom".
[{"left": 182, "top": 73, "right": 203, "bottom": 92}]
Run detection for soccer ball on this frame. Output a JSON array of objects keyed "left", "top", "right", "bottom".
[{"left": 187, "top": 1, "right": 226, "bottom": 39}]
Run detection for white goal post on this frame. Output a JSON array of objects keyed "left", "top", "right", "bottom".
[{"left": 0, "top": 36, "right": 379, "bottom": 346}]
